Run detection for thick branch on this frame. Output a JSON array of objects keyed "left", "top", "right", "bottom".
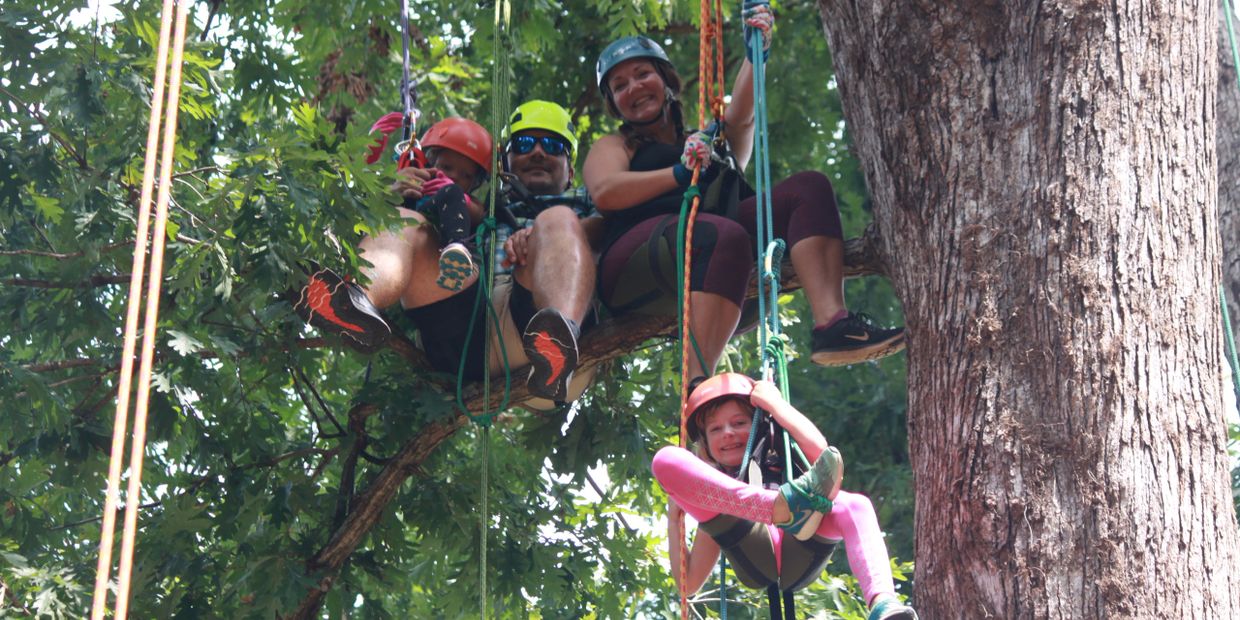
[{"left": 283, "top": 232, "right": 884, "bottom": 618}]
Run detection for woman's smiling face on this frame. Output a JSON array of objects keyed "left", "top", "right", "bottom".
[
  {"left": 606, "top": 59, "right": 666, "bottom": 124},
  {"left": 702, "top": 399, "right": 753, "bottom": 467}
]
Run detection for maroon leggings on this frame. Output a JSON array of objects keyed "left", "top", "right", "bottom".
[{"left": 599, "top": 170, "right": 842, "bottom": 310}]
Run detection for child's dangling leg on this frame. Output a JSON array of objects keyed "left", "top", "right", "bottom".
[
  {"left": 813, "top": 491, "right": 918, "bottom": 620},
  {"left": 425, "top": 183, "right": 475, "bottom": 291}
]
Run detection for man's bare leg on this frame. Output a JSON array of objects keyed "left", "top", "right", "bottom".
[{"left": 512, "top": 206, "right": 595, "bottom": 324}]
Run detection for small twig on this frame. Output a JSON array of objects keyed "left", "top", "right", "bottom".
[
  {"left": 52, "top": 501, "right": 162, "bottom": 531},
  {"left": 289, "top": 368, "right": 347, "bottom": 439},
  {"left": 0, "top": 241, "right": 130, "bottom": 259},
  {"left": 27, "top": 217, "right": 58, "bottom": 254},
  {"left": 44, "top": 368, "right": 120, "bottom": 390},
  {"left": 2, "top": 274, "right": 130, "bottom": 289},
  {"left": 22, "top": 340, "right": 335, "bottom": 376},
  {"left": 21, "top": 359, "right": 100, "bottom": 372},
  {"left": 200, "top": 0, "right": 221, "bottom": 40},
  {"left": 585, "top": 470, "right": 636, "bottom": 535},
  {"left": 293, "top": 367, "right": 348, "bottom": 436},
  {"left": 171, "top": 165, "right": 220, "bottom": 179},
  {"left": 0, "top": 85, "right": 90, "bottom": 170},
  {"left": 0, "top": 575, "right": 34, "bottom": 616}
]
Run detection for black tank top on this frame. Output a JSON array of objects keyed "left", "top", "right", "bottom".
[
  {"left": 601, "top": 141, "right": 686, "bottom": 248},
  {"left": 601, "top": 139, "right": 754, "bottom": 250}
]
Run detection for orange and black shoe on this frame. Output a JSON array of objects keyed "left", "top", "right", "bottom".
[
  {"left": 295, "top": 267, "right": 391, "bottom": 353},
  {"left": 810, "top": 312, "right": 905, "bottom": 367},
  {"left": 522, "top": 308, "right": 579, "bottom": 402}
]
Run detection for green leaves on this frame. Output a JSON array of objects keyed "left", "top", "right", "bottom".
[
  {"left": 30, "top": 191, "right": 64, "bottom": 224},
  {"left": 0, "top": 0, "right": 912, "bottom": 617}
]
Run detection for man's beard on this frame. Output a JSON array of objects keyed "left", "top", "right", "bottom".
[{"left": 516, "top": 169, "right": 565, "bottom": 195}]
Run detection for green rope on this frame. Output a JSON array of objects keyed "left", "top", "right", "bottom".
[
  {"left": 479, "top": 424, "right": 491, "bottom": 619},
  {"left": 1225, "top": 0, "right": 1240, "bottom": 84},
  {"left": 454, "top": 217, "right": 513, "bottom": 425},
  {"left": 1222, "top": 286, "right": 1240, "bottom": 402},
  {"left": 1222, "top": 0, "right": 1240, "bottom": 403},
  {"left": 472, "top": 2, "right": 513, "bottom": 617}
]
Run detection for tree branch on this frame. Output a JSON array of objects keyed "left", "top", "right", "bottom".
[
  {"left": 282, "top": 233, "right": 885, "bottom": 618},
  {"left": 0, "top": 241, "right": 130, "bottom": 259}
]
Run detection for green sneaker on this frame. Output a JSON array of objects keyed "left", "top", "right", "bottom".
[
  {"left": 867, "top": 596, "right": 918, "bottom": 620},
  {"left": 777, "top": 446, "right": 843, "bottom": 541}
]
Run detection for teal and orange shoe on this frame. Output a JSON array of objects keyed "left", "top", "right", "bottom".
[
  {"left": 777, "top": 446, "right": 844, "bottom": 541},
  {"left": 436, "top": 242, "right": 476, "bottom": 292},
  {"left": 867, "top": 595, "right": 918, "bottom": 620}
]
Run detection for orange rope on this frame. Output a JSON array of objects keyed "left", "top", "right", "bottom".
[
  {"left": 90, "top": 1, "right": 191, "bottom": 618},
  {"left": 89, "top": 0, "right": 176, "bottom": 616},
  {"left": 678, "top": 1, "right": 728, "bottom": 617}
]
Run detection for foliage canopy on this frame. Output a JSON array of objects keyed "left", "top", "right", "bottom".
[{"left": 0, "top": 0, "right": 914, "bottom": 617}]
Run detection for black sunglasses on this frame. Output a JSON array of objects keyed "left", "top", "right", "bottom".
[{"left": 508, "top": 134, "right": 570, "bottom": 156}]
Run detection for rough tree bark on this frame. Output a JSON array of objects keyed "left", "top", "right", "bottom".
[{"left": 818, "top": 1, "right": 1240, "bottom": 618}]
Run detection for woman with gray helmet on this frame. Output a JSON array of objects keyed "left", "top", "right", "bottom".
[{"left": 584, "top": 21, "right": 905, "bottom": 381}]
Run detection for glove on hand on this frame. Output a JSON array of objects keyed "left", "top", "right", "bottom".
[
  {"left": 743, "top": 2, "right": 774, "bottom": 60},
  {"left": 680, "top": 131, "right": 713, "bottom": 170},
  {"left": 420, "top": 170, "right": 454, "bottom": 198},
  {"left": 674, "top": 130, "right": 721, "bottom": 189}
]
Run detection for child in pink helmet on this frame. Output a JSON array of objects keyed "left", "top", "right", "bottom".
[{"left": 652, "top": 373, "right": 917, "bottom": 620}]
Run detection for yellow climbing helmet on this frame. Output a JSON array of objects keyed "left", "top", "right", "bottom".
[{"left": 507, "top": 100, "right": 578, "bottom": 155}]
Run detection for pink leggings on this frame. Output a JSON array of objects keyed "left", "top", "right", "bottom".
[{"left": 651, "top": 445, "right": 896, "bottom": 603}]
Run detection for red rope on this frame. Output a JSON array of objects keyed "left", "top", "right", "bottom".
[{"left": 678, "top": 0, "right": 729, "bottom": 617}]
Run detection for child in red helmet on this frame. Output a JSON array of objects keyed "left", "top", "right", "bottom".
[
  {"left": 651, "top": 373, "right": 918, "bottom": 620},
  {"left": 405, "top": 117, "right": 494, "bottom": 291}
]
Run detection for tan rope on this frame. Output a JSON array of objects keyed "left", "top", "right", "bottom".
[
  {"left": 89, "top": 1, "right": 191, "bottom": 617},
  {"left": 89, "top": 0, "right": 176, "bottom": 615}
]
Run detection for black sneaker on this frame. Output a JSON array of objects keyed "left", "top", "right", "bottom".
[
  {"left": 294, "top": 267, "right": 392, "bottom": 353},
  {"left": 522, "top": 308, "right": 580, "bottom": 402},
  {"left": 810, "top": 312, "right": 905, "bottom": 367}
]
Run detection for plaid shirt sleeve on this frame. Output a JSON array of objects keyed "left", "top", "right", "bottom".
[
  {"left": 490, "top": 189, "right": 594, "bottom": 274},
  {"left": 490, "top": 216, "right": 532, "bottom": 276}
]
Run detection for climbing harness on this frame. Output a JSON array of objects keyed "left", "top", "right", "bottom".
[{"left": 89, "top": 1, "right": 191, "bottom": 618}]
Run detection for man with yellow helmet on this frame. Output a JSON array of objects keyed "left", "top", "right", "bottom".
[
  {"left": 490, "top": 100, "right": 601, "bottom": 404},
  {"left": 298, "top": 100, "right": 598, "bottom": 407}
]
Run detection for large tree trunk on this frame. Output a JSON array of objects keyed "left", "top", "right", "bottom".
[{"left": 818, "top": 1, "right": 1240, "bottom": 617}]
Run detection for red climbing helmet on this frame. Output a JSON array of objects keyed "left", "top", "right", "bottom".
[
  {"left": 684, "top": 373, "right": 755, "bottom": 442},
  {"left": 420, "top": 117, "right": 495, "bottom": 175}
]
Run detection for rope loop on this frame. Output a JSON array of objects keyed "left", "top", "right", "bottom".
[{"left": 763, "top": 333, "right": 789, "bottom": 360}]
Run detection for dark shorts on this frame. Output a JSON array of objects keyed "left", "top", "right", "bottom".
[
  {"left": 404, "top": 278, "right": 596, "bottom": 380},
  {"left": 403, "top": 278, "right": 540, "bottom": 380}
]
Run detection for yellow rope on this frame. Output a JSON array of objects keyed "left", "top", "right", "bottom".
[{"left": 90, "top": 1, "right": 191, "bottom": 618}]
